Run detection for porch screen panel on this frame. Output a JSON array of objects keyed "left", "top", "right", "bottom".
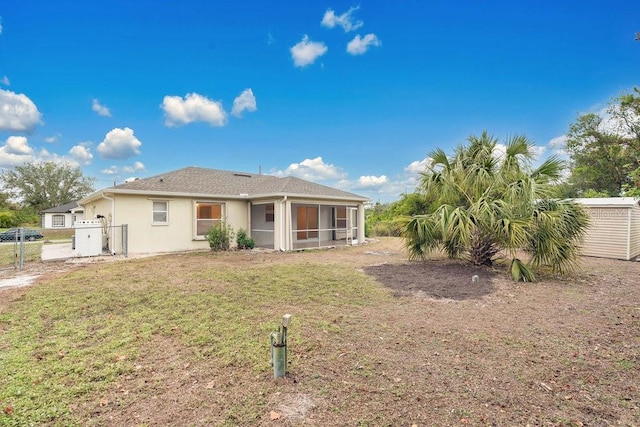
[{"left": 296, "top": 206, "right": 318, "bottom": 240}]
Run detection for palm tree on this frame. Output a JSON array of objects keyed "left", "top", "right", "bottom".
[{"left": 402, "top": 131, "right": 590, "bottom": 281}]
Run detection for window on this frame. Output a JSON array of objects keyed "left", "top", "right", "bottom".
[
  {"left": 265, "top": 204, "right": 274, "bottom": 223},
  {"left": 52, "top": 214, "right": 65, "bottom": 227},
  {"left": 196, "top": 202, "right": 222, "bottom": 236},
  {"left": 152, "top": 201, "right": 169, "bottom": 223}
]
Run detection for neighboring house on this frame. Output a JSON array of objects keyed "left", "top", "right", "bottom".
[
  {"left": 78, "top": 167, "right": 369, "bottom": 254},
  {"left": 574, "top": 197, "right": 640, "bottom": 260},
  {"left": 40, "top": 201, "right": 85, "bottom": 229}
]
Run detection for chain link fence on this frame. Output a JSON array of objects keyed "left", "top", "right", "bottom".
[{"left": 1, "top": 225, "right": 128, "bottom": 271}]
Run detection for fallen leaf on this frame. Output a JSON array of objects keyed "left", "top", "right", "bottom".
[
  {"left": 270, "top": 410, "right": 281, "bottom": 420},
  {"left": 99, "top": 397, "right": 109, "bottom": 407},
  {"left": 205, "top": 381, "right": 215, "bottom": 389},
  {"left": 4, "top": 406, "right": 14, "bottom": 415}
]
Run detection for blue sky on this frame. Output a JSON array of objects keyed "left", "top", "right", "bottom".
[{"left": 0, "top": 1, "right": 638, "bottom": 202}]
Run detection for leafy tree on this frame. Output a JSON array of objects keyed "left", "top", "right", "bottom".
[
  {"left": 0, "top": 191, "right": 10, "bottom": 210},
  {"left": 402, "top": 131, "right": 590, "bottom": 282},
  {"left": 0, "top": 162, "right": 95, "bottom": 212},
  {"left": 565, "top": 88, "right": 640, "bottom": 196},
  {"left": 366, "top": 193, "right": 436, "bottom": 237}
]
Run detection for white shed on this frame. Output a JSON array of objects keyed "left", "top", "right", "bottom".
[{"left": 574, "top": 197, "right": 640, "bottom": 260}]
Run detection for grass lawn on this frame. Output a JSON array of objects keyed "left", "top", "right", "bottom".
[{"left": 0, "top": 238, "right": 638, "bottom": 426}]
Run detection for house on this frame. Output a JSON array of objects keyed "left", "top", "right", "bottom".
[
  {"left": 78, "top": 167, "right": 369, "bottom": 254},
  {"left": 574, "top": 197, "right": 640, "bottom": 260},
  {"left": 40, "top": 201, "right": 85, "bottom": 229}
]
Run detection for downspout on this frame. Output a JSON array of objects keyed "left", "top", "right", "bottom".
[
  {"left": 102, "top": 192, "right": 115, "bottom": 254},
  {"left": 280, "top": 196, "right": 287, "bottom": 251},
  {"left": 102, "top": 192, "right": 115, "bottom": 224}
]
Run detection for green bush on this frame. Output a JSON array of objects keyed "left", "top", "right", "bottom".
[
  {"left": 0, "top": 210, "right": 19, "bottom": 228},
  {"left": 206, "top": 222, "right": 234, "bottom": 251},
  {"left": 236, "top": 228, "right": 255, "bottom": 250}
]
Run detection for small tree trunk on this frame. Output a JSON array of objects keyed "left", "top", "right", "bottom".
[{"left": 470, "top": 229, "right": 498, "bottom": 266}]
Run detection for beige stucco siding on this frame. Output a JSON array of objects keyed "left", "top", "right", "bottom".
[
  {"left": 581, "top": 207, "right": 632, "bottom": 259},
  {"left": 89, "top": 194, "right": 248, "bottom": 254}
]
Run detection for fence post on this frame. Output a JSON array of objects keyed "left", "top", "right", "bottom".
[
  {"left": 19, "top": 228, "right": 25, "bottom": 270},
  {"left": 122, "top": 224, "right": 128, "bottom": 257}
]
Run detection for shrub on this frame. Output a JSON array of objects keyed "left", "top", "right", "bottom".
[
  {"left": 0, "top": 210, "right": 19, "bottom": 228},
  {"left": 236, "top": 228, "right": 255, "bottom": 250},
  {"left": 206, "top": 222, "right": 234, "bottom": 251}
]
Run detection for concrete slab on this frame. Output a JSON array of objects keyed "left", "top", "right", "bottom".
[{"left": 41, "top": 242, "right": 76, "bottom": 261}]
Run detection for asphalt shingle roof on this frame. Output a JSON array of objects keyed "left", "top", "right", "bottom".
[
  {"left": 106, "top": 167, "right": 368, "bottom": 201},
  {"left": 40, "top": 201, "right": 81, "bottom": 213}
]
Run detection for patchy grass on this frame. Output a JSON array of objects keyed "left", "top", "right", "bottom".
[
  {"left": 1, "top": 238, "right": 639, "bottom": 426},
  {"left": 0, "top": 253, "right": 391, "bottom": 426}
]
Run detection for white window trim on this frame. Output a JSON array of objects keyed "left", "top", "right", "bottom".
[
  {"left": 52, "top": 214, "right": 66, "bottom": 228},
  {"left": 193, "top": 200, "right": 225, "bottom": 240},
  {"left": 151, "top": 199, "right": 170, "bottom": 225}
]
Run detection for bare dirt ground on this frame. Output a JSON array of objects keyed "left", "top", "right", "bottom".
[{"left": 2, "top": 238, "right": 639, "bottom": 426}]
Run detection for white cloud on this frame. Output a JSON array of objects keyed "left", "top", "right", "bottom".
[
  {"left": 1, "top": 76, "right": 9, "bottom": 86},
  {"left": 69, "top": 143, "right": 93, "bottom": 165},
  {"left": 0, "top": 136, "right": 36, "bottom": 167},
  {"left": 549, "top": 135, "right": 567, "bottom": 149},
  {"left": 97, "top": 127, "right": 142, "bottom": 159},
  {"left": 493, "top": 143, "right": 507, "bottom": 160},
  {"left": 44, "top": 134, "right": 60, "bottom": 143},
  {"left": 404, "top": 158, "right": 432, "bottom": 174},
  {"left": 358, "top": 175, "right": 388, "bottom": 187},
  {"left": 101, "top": 166, "right": 119, "bottom": 176},
  {"left": 101, "top": 161, "right": 146, "bottom": 176},
  {"left": 0, "top": 88, "right": 42, "bottom": 132},
  {"left": 321, "top": 7, "right": 363, "bottom": 32},
  {"left": 0, "top": 17, "right": 3, "bottom": 35},
  {"left": 532, "top": 145, "right": 547, "bottom": 159},
  {"left": 92, "top": 99, "right": 111, "bottom": 117},
  {"left": 346, "top": 33, "right": 381, "bottom": 55},
  {"left": 0, "top": 136, "right": 85, "bottom": 168},
  {"left": 275, "top": 156, "right": 346, "bottom": 181},
  {"left": 161, "top": 92, "right": 228, "bottom": 127},
  {"left": 123, "top": 161, "right": 145, "bottom": 173},
  {"left": 4, "top": 136, "right": 33, "bottom": 155},
  {"left": 290, "top": 35, "right": 328, "bottom": 67},
  {"left": 231, "top": 88, "right": 257, "bottom": 118},
  {"left": 548, "top": 135, "right": 568, "bottom": 156}
]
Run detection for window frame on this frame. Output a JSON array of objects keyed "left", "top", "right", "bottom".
[
  {"left": 151, "top": 200, "right": 169, "bottom": 225},
  {"left": 194, "top": 201, "right": 224, "bottom": 239},
  {"left": 52, "top": 214, "right": 66, "bottom": 228},
  {"left": 265, "top": 203, "right": 274, "bottom": 223}
]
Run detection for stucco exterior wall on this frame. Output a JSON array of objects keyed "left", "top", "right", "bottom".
[
  {"left": 87, "top": 194, "right": 249, "bottom": 254},
  {"left": 42, "top": 212, "right": 73, "bottom": 228}
]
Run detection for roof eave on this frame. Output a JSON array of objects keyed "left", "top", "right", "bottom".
[{"left": 79, "top": 188, "right": 368, "bottom": 204}]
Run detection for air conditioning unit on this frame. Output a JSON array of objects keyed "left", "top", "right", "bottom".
[{"left": 74, "top": 220, "right": 103, "bottom": 256}]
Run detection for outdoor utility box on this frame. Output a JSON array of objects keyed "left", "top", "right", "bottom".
[{"left": 74, "top": 219, "right": 103, "bottom": 257}]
